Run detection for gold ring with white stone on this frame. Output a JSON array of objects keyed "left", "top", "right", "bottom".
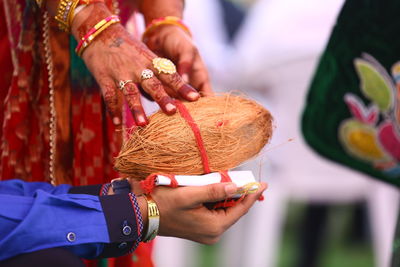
[
  {"left": 118, "top": 80, "right": 133, "bottom": 91},
  {"left": 141, "top": 69, "right": 154, "bottom": 80},
  {"left": 152, "top": 57, "right": 176, "bottom": 74}
]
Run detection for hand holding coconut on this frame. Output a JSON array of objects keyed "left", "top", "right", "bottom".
[
  {"left": 114, "top": 94, "right": 273, "bottom": 244},
  {"left": 139, "top": 181, "right": 267, "bottom": 244}
]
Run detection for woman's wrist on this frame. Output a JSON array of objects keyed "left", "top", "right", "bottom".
[
  {"left": 70, "top": 2, "right": 112, "bottom": 41},
  {"left": 138, "top": 0, "right": 184, "bottom": 25},
  {"left": 142, "top": 16, "right": 191, "bottom": 42}
]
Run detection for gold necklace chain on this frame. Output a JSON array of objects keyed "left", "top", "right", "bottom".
[
  {"left": 42, "top": 0, "right": 120, "bottom": 185},
  {"left": 42, "top": 12, "right": 57, "bottom": 185}
]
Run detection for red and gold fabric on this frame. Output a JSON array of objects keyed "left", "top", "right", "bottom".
[{"left": 0, "top": 1, "right": 153, "bottom": 266}]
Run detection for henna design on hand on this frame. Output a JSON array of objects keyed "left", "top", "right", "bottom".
[
  {"left": 155, "top": 72, "right": 199, "bottom": 101},
  {"left": 102, "top": 83, "right": 120, "bottom": 117},
  {"left": 109, "top": 37, "right": 124, "bottom": 48},
  {"left": 123, "top": 83, "right": 148, "bottom": 126},
  {"left": 146, "top": 79, "right": 165, "bottom": 102}
]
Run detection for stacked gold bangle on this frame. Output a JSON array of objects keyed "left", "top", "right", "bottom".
[
  {"left": 55, "top": 0, "right": 81, "bottom": 32},
  {"left": 75, "top": 15, "right": 120, "bottom": 56}
]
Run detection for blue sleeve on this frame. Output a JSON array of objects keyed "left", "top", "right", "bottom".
[
  {"left": 0, "top": 180, "right": 143, "bottom": 261},
  {"left": 0, "top": 179, "right": 71, "bottom": 196},
  {"left": 0, "top": 190, "right": 107, "bottom": 260}
]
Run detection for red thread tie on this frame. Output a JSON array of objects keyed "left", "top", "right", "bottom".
[
  {"left": 174, "top": 100, "right": 211, "bottom": 173},
  {"left": 139, "top": 101, "right": 256, "bottom": 209},
  {"left": 219, "top": 170, "right": 232, "bottom": 183},
  {"left": 140, "top": 173, "right": 178, "bottom": 194}
]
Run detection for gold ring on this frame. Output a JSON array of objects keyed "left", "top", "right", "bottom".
[
  {"left": 118, "top": 80, "right": 133, "bottom": 91},
  {"left": 152, "top": 58, "right": 176, "bottom": 74},
  {"left": 141, "top": 69, "right": 154, "bottom": 80}
]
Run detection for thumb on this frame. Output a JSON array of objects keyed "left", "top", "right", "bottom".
[{"left": 185, "top": 183, "right": 238, "bottom": 206}]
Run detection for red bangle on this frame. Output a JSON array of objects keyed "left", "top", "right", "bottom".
[
  {"left": 75, "top": 15, "right": 120, "bottom": 56},
  {"left": 142, "top": 16, "right": 192, "bottom": 42}
]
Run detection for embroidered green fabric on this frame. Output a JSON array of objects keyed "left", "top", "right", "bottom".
[
  {"left": 302, "top": 0, "right": 400, "bottom": 187},
  {"left": 301, "top": 0, "right": 400, "bottom": 264}
]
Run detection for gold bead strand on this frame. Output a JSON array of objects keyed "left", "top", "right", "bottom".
[{"left": 42, "top": 12, "right": 57, "bottom": 185}]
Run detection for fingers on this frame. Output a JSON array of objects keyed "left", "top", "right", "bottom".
[
  {"left": 140, "top": 77, "right": 177, "bottom": 115},
  {"left": 155, "top": 71, "right": 200, "bottom": 102},
  {"left": 121, "top": 82, "right": 148, "bottom": 126},
  {"left": 172, "top": 50, "right": 201, "bottom": 99},
  {"left": 189, "top": 54, "right": 214, "bottom": 96},
  {"left": 184, "top": 182, "right": 266, "bottom": 245},
  {"left": 177, "top": 52, "right": 195, "bottom": 84},
  {"left": 195, "top": 184, "right": 266, "bottom": 245},
  {"left": 223, "top": 182, "right": 267, "bottom": 225},
  {"left": 98, "top": 77, "right": 122, "bottom": 126},
  {"left": 180, "top": 182, "right": 238, "bottom": 207}
]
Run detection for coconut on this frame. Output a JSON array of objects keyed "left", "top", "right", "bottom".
[{"left": 115, "top": 94, "right": 273, "bottom": 179}]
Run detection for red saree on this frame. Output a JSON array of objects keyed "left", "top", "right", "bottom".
[{"left": 0, "top": 1, "right": 153, "bottom": 266}]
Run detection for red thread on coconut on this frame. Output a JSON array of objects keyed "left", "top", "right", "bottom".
[
  {"left": 138, "top": 101, "right": 261, "bottom": 208},
  {"left": 174, "top": 100, "right": 211, "bottom": 174},
  {"left": 219, "top": 170, "right": 232, "bottom": 182},
  {"left": 140, "top": 173, "right": 178, "bottom": 194}
]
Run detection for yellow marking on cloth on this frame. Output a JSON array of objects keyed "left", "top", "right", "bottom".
[{"left": 348, "top": 130, "right": 385, "bottom": 158}]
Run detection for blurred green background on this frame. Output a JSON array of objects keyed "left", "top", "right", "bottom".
[{"left": 196, "top": 202, "right": 374, "bottom": 267}]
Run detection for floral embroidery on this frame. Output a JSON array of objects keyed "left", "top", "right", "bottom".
[{"left": 339, "top": 53, "right": 400, "bottom": 177}]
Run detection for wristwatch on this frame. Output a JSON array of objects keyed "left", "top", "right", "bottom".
[{"left": 111, "top": 178, "right": 131, "bottom": 194}]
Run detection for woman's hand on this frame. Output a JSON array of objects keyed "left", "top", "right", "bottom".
[
  {"left": 149, "top": 182, "right": 267, "bottom": 244},
  {"left": 71, "top": 4, "right": 200, "bottom": 126},
  {"left": 144, "top": 25, "right": 213, "bottom": 97}
]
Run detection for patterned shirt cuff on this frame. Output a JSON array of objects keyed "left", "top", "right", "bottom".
[
  {"left": 100, "top": 183, "right": 111, "bottom": 196},
  {"left": 129, "top": 193, "right": 144, "bottom": 253},
  {"left": 97, "top": 193, "right": 144, "bottom": 258}
]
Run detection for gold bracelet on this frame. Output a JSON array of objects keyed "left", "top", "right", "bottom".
[
  {"left": 75, "top": 16, "right": 120, "bottom": 56},
  {"left": 142, "top": 194, "right": 160, "bottom": 243},
  {"left": 142, "top": 16, "right": 192, "bottom": 42},
  {"left": 55, "top": 0, "right": 80, "bottom": 32}
]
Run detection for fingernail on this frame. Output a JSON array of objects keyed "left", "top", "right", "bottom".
[
  {"left": 113, "top": 117, "right": 121, "bottom": 125},
  {"left": 188, "top": 91, "right": 200, "bottom": 100},
  {"left": 166, "top": 103, "right": 176, "bottom": 112},
  {"left": 224, "top": 183, "right": 237, "bottom": 196},
  {"left": 137, "top": 115, "right": 146, "bottom": 125},
  {"left": 179, "top": 84, "right": 199, "bottom": 101},
  {"left": 182, "top": 73, "right": 189, "bottom": 83}
]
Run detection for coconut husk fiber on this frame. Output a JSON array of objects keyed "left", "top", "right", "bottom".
[{"left": 115, "top": 94, "right": 273, "bottom": 180}]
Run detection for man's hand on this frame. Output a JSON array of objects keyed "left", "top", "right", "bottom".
[{"left": 149, "top": 182, "right": 267, "bottom": 244}]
